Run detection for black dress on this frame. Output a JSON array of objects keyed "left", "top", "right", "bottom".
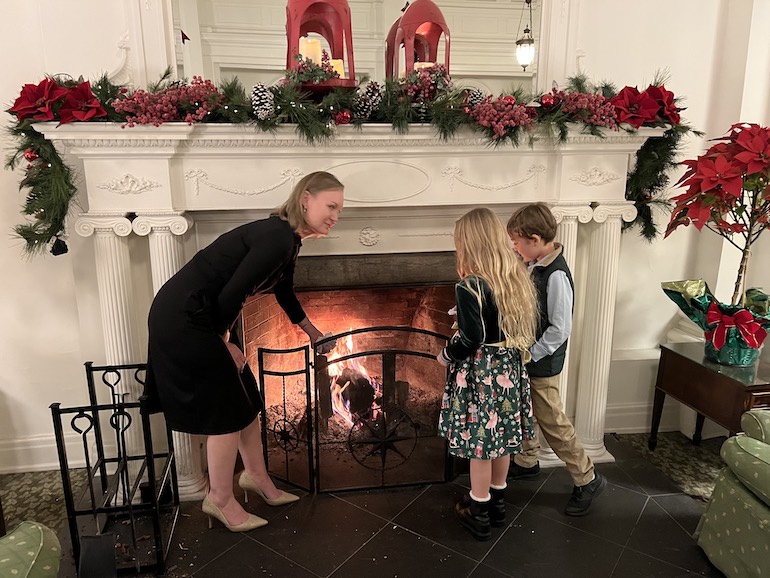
[{"left": 144, "top": 216, "right": 306, "bottom": 435}]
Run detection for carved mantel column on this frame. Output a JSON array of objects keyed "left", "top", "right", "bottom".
[
  {"left": 133, "top": 212, "right": 207, "bottom": 500},
  {"left": 574, "top": 202, "right": 637, "bottom": 462},
  {"left": 534, "top": 203, "right": 593, "bottom": 467},
  {"left": 75, "top": 213, "right": 143, "bottom": 451}
]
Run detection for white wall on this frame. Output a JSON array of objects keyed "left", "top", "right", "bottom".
[
  {"left": 0, "top": 0, "right": 130, "bottom": 470},
  {"left": 0, "top": 0, "right": 767, "bottom": 472}
]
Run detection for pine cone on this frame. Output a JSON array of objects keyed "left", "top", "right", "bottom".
[
  {"left": 353, "top": 81, "right": 383, "bottom": 120},
  {"left": 467, "top": 88, "right": 486, "bottom": 108},
  {"left": 250, "top": 83, "right": 275, "bottom": 121}
]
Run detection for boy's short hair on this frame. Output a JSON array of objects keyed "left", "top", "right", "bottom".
[{"left": 507, "top": 203, "right": 558, "bottom": 243}]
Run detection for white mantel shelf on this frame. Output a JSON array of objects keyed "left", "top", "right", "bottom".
[
  {"left": 37, "top": 122, "right": 662, "bottom": 216},
  {"left": 38, "top": 121, "right": 663, "bottom": 498}
]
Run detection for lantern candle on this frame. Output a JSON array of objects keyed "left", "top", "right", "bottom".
[
  {"left": 299, "top": 37, "right": 322, "bottom": 64},
  {"left": 330, "top": 59, "right": 345, "bottom": 78}
]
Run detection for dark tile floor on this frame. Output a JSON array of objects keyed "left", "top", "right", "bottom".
[{"left": 56, "top": 435, "right": 725, "bottom": 578}]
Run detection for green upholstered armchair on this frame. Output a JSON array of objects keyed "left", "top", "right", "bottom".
[
  {"left": 695, "top": 409, "right": 770, "bottom": 577},
  {"left": 0, "top": 521, "right": 61, "bottom": 577}
]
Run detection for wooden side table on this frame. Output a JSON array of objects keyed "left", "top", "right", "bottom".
[{"left": 649, "top": 342, "right": 770, "bottom": 450}]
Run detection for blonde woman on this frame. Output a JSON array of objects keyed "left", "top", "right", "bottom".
[
  {"left": 437, "top": 207, "right": 538, "bottom": 540},
  {"left": 145, "top": 171, "right": 343, "bottom": 532}
]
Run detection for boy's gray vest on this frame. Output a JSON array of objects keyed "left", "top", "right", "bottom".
[{"left": 528, "top": 254, "right": 574, "bottom": 378}]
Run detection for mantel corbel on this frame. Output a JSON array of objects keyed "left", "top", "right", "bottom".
[
  {"left": 132, "top": 212, "right": 194, "bottom": 236},
  {"left": 591, "top": 202, "right": 638, "bottom": 224},
  {"left": 551, "top": 203, "right": 594, "bottom": 225},
  {"left": 74, "top": 213, "right": 133, "bottom": 237}
]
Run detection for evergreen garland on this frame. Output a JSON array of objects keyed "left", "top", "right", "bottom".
[
  {"left": 5, "top": 68, "right": 698, "bottom": 256},
  {"left": 5, "top": 121, "right": 78, "bottom": 254},
  {"left": 624, "top": 123, "right": 701, "bottom": 240}
]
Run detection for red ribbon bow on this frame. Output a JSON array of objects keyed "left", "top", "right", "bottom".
[{"left": 705, "top": 302, "right": 767, "bottom": 350}]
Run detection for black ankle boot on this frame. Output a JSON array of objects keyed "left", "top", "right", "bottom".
[
  {"left": 455, "top": 494, "right": 491, "bottom": 541},
  {"left": 489, "top": 488, "right": 506, "bottom": 527}
]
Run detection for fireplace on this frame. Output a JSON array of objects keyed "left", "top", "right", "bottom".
[
  {"left": 242, "top": 252, "right": 457, "bottom": 491},
  {"left": 42, "top": 122, "right": 660, "bottom": 499}
]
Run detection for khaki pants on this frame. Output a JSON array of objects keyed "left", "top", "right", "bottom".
[{"left": 514, "top": 374, "right": 594, "bottom": 486}]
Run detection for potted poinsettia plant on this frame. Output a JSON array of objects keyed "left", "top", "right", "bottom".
[{"left": 663, "top": 122, "right": 770, "bottom": 366}]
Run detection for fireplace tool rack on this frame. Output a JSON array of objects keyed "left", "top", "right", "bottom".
[
  {"left": 257, "top": 325, "right": 451, "bottom": 493},
  {"left": 50, "top": 362, "right": 180, "bottom": 576}
]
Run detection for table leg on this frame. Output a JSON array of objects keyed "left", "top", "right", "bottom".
[
  {"left": 693, "top": 413, "right": 705, "bottom": 445},
  {"left": 649, "top": 387, "right": 666, "bottom": 451}
]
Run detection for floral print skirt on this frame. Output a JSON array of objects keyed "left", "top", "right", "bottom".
[{"left": 439, "top": 346, "right": 534, "bottom": 460}]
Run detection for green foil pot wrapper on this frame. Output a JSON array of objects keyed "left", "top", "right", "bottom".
[
  {"left": 661, "top": 279, "right": 712, "bottom": 330},
  {"left": 746, "top": 287, "right": 769, "bottom": 317},
  {"left": 662, "top": 280, "right": 770, "bottom": 367},
  {"left": 703, "top": 339, "right": 759, "bottom": 367}
]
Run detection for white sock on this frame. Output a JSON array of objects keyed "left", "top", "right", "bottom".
[
  {"left": 490, "top": 483, "right": 507, "bottom": 491},
  {"left": 470, "top": 491, "right": 490, "bottom": 502}
]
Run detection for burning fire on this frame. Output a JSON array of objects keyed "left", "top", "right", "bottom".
[{"left": 327, "top": 333, "right": 380, "bottom": 425}]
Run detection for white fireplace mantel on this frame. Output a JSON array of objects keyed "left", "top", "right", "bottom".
[{"left": 38, "top": 122, "right": 662, "bottom": 498}]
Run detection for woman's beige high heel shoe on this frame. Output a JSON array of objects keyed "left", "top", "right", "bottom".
[
  {"left": 239, "top": 471, "right": 300, "bottom": 506},
  {"left": 202, "top": 496, "right": 268, "bottom": 531}
]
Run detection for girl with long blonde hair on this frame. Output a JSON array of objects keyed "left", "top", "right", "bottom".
[{"left": 437, "top": 207, "right": 538, "bottom": 540}]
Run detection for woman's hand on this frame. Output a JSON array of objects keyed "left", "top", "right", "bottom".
[
  {"left": 437, "top": 347, "right": 451, "bottom": 367},
  {"left": 222, "top": 333, "right": 246, "bottom": 372},
  {"left": 316, "top": 332, "right": 337, "bottom": 355},
  {"left": 298, "top": 318, "right": 337, "bottom": 354}
]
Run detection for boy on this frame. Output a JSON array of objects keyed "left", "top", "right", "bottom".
[{"left": 506, "top": 203, "right": 605, "bottom": 516}]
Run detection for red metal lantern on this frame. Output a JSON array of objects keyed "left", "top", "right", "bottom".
[
  {"left": 285, "top": 0, "right": 356, "bottom": 80},
  {"left": 389, "top": 0, "right": 450, "bottom": 79}
]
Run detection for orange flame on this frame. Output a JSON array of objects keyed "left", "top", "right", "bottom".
[{"left": 326, "top": 332, "right": 377, "bottom": 425}]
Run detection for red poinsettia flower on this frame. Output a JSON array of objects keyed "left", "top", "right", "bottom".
[
  {"left": 729, "top": 124, "right": 770, "bottom": 175},
  {"left": 644, "top": 84, "right": 680, "bottom": 125},
  {"left": 696, "top": 155, "right": 744, "bottom": 198},
  {"left": 58, "top": 81, "right": 108, "bottom": 124},
  {"left": 609, "top": 86, "right": 660, "bottom": 128},
  {"left": 8, "top": 78, "right": 69, "bottom": 121}
]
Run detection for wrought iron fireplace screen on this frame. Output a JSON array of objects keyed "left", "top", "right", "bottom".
[{"left": 257, "top": 325, "right": 451, "bottom": 493}]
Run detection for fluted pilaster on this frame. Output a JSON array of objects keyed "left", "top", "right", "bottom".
[
  {"left": 134, "top": 212, "right": 207, "bottom": 500},
  {"left": 574, "top": 203, "right": 637, "bottom": 462},
  {"left": 551, "top": 204, "right": 593, "bottom": 400},
  {"left": 536, "top": 203, "right": 593, "bottom": 467},
  {"left": 75, "top": 213, "right": 143, "bottom": 454}
]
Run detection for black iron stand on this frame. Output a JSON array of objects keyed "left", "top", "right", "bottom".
[{"left": 51, "top": 362, "right": 179, "bottom": 576}]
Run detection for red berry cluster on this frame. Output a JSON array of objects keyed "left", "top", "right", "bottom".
[
  {"left": 113, "top": 76, "right": 224, "bottom": 127},
  {"left": 469, "top": 95, "right": 534, "bottom": 140},
  {"left": 559, "top": 91, "right": 617, "bottom": 129},
  {"left": 405, "top": 64, "right": 451, "bottom": 103},
  {"left": 320, "top": 50, "right": 340, "bottom": 78}
]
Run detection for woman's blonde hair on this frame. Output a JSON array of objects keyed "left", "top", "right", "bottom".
[
  {"left": 272, "top": 171, "right": 344, "bottom": 230},
  {"left": 454, "top": 208, "right": 538, "bottom": 351}
]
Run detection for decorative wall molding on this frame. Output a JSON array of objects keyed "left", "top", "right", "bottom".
[
  {"left": 397, "top": 232, "right": 454, "bottom": 238},
  {"left": 97, "top": 173, "right": 162, "bottom": 195},
  {"left": 358, "top": 227, "right": 380, "bottom": 247},
  {"left": 442, "top": 164, "right": 545, "bottom": 193},
  {"left": 107, "top": 30, "right": 133, "bottom": 86},
  {"left": 184, "top": 168, "right": 302, "bottom": 196},
  {"left": 569, "top": 166, "right": 620, "bottom": 186}
]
